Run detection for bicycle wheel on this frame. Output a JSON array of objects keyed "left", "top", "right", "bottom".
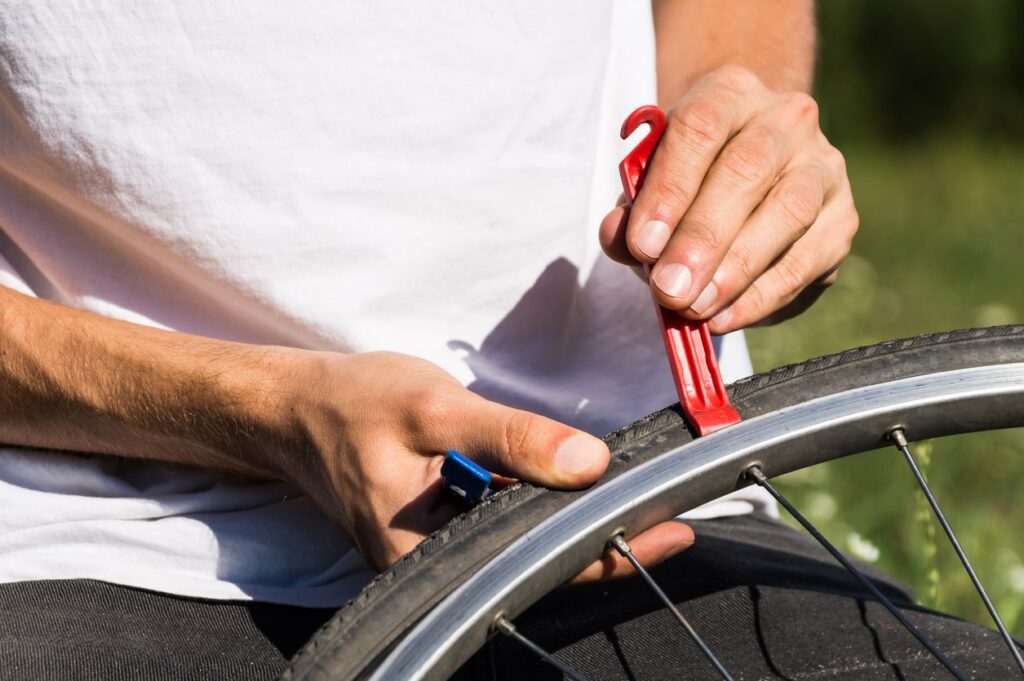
[{"left": 281, "top": 325, "right": 1024, "bottom": 681}]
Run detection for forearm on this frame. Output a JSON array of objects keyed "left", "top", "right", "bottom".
[
  {"left": 0, "top": 285, "right": 308, "bottom": 479},
  {"left": 652, "top": 0, "right": 815, "bottom": 106}
]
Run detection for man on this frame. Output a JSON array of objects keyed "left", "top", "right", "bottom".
[{"left": 0, "top": 2, "right": 999, "bottom": 680}]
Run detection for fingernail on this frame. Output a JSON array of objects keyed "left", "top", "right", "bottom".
[
  {"left": 554, "top": 434, "right": 607, "bottom": 476},
  {"left": 652, "top": 263, "right": 692, "bottom": 299},
  {"left": 634, "top": 220, "right": 671, "bottom": 259},
  {"left": 689, "top": 282, "right": 718, "bottom": 315}
]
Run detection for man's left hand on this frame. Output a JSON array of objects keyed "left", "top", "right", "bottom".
[{"left": 599, "top": 64, "right": 859, "bottom": 334}]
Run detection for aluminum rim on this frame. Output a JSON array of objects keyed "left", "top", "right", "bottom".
[{"left": 369, "top": 363, "right": 1024, "bottom": 680}]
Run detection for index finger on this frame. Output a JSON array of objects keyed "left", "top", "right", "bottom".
[{"left": 625, "top": 67, "right": 763, "bottom": 264}]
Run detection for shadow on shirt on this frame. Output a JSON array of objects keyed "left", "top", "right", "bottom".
[{"left": 448, "top": 255, "right": 682, "bottom": 435}]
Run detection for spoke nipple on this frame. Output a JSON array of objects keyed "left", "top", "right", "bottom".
[
  {"left": 494, "top": 615, "right": 516, "bottom": 637},
  {"left": 888, "top": 428, "right": 909, "bottom": 448},
  {"left": 746, "top": 465, "right": 767, "bottom": 484},
  {"left": 609, "top": 534, "right": 631, "bottom": 556}
]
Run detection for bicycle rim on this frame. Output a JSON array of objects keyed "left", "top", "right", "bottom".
[{"left": 282, "top": 325, "right": 1024, "bottom": 681}]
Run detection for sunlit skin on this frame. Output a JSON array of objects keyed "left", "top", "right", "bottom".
[
  {"left": 0, "top": 1, "right": 850, "bottom": 579},
  {"left": 601, "top": 0, "right": 858, "bottom": 336}
]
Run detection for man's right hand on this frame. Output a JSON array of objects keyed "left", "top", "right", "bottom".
[{"left": 278, "top": 349, "right": 695, "bottom": 576}]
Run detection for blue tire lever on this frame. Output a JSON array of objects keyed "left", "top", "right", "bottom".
[{"left": 441, "top": 450, "right": 493, "bottom": 504}]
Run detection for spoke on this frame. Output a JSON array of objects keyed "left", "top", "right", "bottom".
[
  {"left": 889, "top": 429, "right": 1024, "bottom": 675},
  {"left": 609, "top": 535, "right": 735, "bottom": 680},
  {"left": 494, "top": 616, "right": 592, "bottom": 681},
  {"left": 747, "top": 465, "right": 970, "bottom": 681}
]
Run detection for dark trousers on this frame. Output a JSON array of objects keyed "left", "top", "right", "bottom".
[
  {"left": 458, "top": 513, "right": 1016, "bottom": 680},
  {"left": 0, "top": 514, "right": 1014, "bottom": 680}
]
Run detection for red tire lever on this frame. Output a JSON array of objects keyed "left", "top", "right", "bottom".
[{"left": 619, "top": 105, "right": 741, "bottom": 436}]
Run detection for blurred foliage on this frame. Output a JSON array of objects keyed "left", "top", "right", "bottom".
[
  {"left": 816, "top": 0, "right": 1024, "bottom": 146},
  {"left": 746, "top": 1, "right": 1024, "bottom": 636}
]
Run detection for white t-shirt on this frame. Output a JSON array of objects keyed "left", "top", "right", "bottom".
[{"left": 0, "top": 1, "right": 771, "bottom": 606}]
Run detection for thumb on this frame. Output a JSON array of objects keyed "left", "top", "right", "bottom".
[{"left": 455, "top": 394, "right": 610, "bottom": 489}]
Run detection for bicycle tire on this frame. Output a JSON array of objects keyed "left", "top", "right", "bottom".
[{"left": 281, "top": 325, "right": 1024, "bottom": 681}]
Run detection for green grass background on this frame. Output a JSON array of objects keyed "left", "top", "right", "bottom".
[
  {"left": 741, "top": 0, "right": 1024, "bottom": 633},
  {"left": 746, "top": 141, "right": 1024, "bottom": 632}
]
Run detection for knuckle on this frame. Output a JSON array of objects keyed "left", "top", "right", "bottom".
[
  {"left": 406, "top": 385, "right": 456, "bottom": 428},
  {"left": 650, "top": 174, "right": 695, "bottom": 211},
  {"left": 825, "top": 144, "right": 847, "bottom": 174},
  {"left": 774, "top": 180, "right": 821, "bottom": 229},
  {"left": 742, "top": 282, "right": 771, "bottom": 317},
  {"left": 831, "top": 200, "right": 860, "bottom": 254},
  {"left": 774, "top": 256, "right": 811, "bottom": 299},
  {"left": 784, "top": 91, "right": 819, "bottom": 123},
  {"left": 719, "top": 135, "right": 775, "bottom": 186},
  {"left": 840, "top": 209, "right": 859, "bottom": 251},
  {"left": 713, "top": 64, "right": 761, "bottom": 92},
  {"left": 670, "top": 102, "right": 727, "bottom": 150},
  {"left": 727, "top": 242, "right": 759, "bottom": 285},
  {"left": 846, "top": 206, "right": 861, "bottom": 240},
  {"left": 681, "top": 212, "right": 724, "bottom": 256},
  {"left": 836, "top": 227, "right": 856, "bottom": 263}
]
